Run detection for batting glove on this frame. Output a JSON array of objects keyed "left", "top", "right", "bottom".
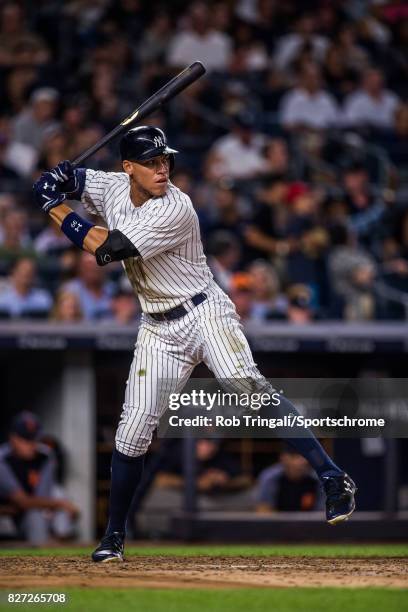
[
  {"left": 49, "top": 160, "right": 80, "bottom": 196},
  {"left": 32, "top": 171, "right": 66, "bottom": 213}
]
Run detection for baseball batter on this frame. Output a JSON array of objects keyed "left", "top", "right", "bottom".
[{"left": 33, "top": 126, "right": 356, "bottom": 562}]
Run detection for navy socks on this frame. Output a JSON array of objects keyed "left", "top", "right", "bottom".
[
  {"left": 106, "top": 448, "right": 145, "bottom": 535},
  {"left": 274, "top": 394, "right": 342, "bottom": 480}
]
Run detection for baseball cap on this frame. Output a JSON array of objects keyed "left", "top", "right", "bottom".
[
  {"left": 285, "top": 182, "right": 310, "bottom": 205},
  {"left": 231, "top": 272, "right": 252, "bottom": 291},
  {"left": 10, "top": 411, "right": 42, "bottom": 441}
]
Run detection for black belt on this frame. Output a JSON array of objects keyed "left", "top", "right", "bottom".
[{"left": 148, "top": 292, "right": 207, "bottom": 322}]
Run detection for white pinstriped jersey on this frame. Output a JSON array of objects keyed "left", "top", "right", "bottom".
[{"left": 81, "top": 169, "right": 213, "bottom": 313}]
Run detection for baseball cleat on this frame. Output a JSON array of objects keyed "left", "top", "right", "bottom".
[
  {"left": 91, "top": 531, "right": 125, "bottom": 562},
  {"left": 323, "top": 472, "right": 357, "bottom": 525}
]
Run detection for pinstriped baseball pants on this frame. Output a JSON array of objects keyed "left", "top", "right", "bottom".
[{"left": 115, "top": 279, "right": 271, "bottom": 457}]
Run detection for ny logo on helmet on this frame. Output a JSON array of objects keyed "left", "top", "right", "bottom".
[{"left": 153, "top": 135, "right": 164, "bottom": 148}]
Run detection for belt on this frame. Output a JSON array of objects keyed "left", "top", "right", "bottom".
[{"left": 148, "top": 292, "right": 207, "bottom": 322}]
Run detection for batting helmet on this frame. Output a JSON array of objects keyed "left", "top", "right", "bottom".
[{"left": 120, "top": 126, "right": 178, "bottom": 169}]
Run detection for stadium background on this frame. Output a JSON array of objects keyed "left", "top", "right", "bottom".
[{"left": 0, "top": 0, "right": 407, "bottom": 551}]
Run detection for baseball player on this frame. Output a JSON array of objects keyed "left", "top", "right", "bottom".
[{"left": 33, "top": 126, "right": 356, "bottom": 562}]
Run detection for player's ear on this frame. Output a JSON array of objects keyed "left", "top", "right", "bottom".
[{"left": 122, "top": 160, "right": 133, "bottom": 176}]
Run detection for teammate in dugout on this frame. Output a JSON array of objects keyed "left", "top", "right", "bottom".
[{"left": 33, "top": 126, "right": 356, "bottom": 562}]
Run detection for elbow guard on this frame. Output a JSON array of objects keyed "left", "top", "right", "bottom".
[{"left": 95, "top": 229, "right": 140, "bottom": 266}]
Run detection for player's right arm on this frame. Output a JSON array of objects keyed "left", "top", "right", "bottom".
[
  {"left": 0, "top": 460, "right": 78, "bottom": 517},
  {"left": 32, "top": 161, "right": 140, "bottom": 266}
]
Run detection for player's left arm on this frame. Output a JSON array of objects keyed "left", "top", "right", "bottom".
[{"left": 33, "top": 161, "right": 139, "bottom": 266}]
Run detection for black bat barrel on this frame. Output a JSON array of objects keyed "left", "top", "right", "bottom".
[{"left": 72, "top": 62, "right": 206, "bottom": 168}]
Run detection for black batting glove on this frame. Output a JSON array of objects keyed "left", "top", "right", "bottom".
[
  {"left": 33, "top": 171, "right": 66, "bottom": 213},
  {"left": 49, "top": 160, "right": 80, "bottom": 196}
]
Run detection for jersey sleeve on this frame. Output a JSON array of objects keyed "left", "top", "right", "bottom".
[
  {"left": 77, "top": 168, "right": 110, "bottom": 217},
  {"left": 120, "top": 191, "right": 194, "bottom": 260}
]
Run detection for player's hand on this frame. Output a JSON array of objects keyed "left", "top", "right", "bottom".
[
  {"left": 33, "top": 171, "right": 66, "bottom": 213},
  {"left": 49, "top": 160, "right": 80, "bottom": 195}
]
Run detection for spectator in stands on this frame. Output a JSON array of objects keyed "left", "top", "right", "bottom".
[
  {"left": 280, "top": 61, "right": 340, "bottom": 131},
  {"left": 167, "top": 1, "right": 232, "bottom": 71},
  {"left": 0, "top": 209, "right": 34, "bottom": 272},
  {"left": 0, "top": 114, "right": 37, "bottom": 177},
  {"left": 71, "top": 124, "right": 111, "bottom": 170},
  {"left": 138, "top": 11, "right": 172, "bottom": 64},
  {"left": 228, "top": 20, "right": 269, "bottom": 74},
  {"left": 36, "top": 127, "right": 69, "bottom": 173},
  {"left": 286, "top": 225, "right": 330, "bottom": 313},
  {"left": 12, "top": 87, "right": 60, "bottom": 151},
  {"left": 229, "top": 272, "right": 254, "bottom": 322},
  {"left": 206, "top": 182, "right": 248, "bottom": 254},
  {"left": 273, "top": 12, "right": 329, "bottom": 73},
  {"left": 387, "top": 102, "right": 408, "bottom": 166},
  {"left": 206, "top": 111, "right": 267, "bottom": 180},
  {"left": 0, "top": 2, "right": 49, "bottom": 68},
  {"left": 323, "top": 43, "right": 357, "bottom": 102},
  {"left": 0, "top": 193, "right": 14, "bottom": 228},
  {"left": 0, "top": 258, "right": 52, "bottom": 318},
  {"left": 155, "top": 439, "right": 249, "bottom": 494},
  {"left": 255, "top": 447, "right": 323, "bottom": 513},
  {"left": 243, "top": 174, "right": 293, "bottom": 261},
  {"left": 2, "top": 66, "right": 36, "bottom": 115},
  {"left": 34, "top": 218, "right": 71, "bottom": 256},
  {"left": 342, "top": 162, "right": 374, "bottom": 214},
  {"left": 379, "top": 209, "right": 408, "bottom": 300},
  {"left": 286, "top": 284, "right": 316, "bottom": 324},
  {"left": 63, "top": 251, "right": 114, "bottom": 320},
  {"left": 0, "top": 131, "right": 19, "bottom": 191},
  {"left": 247, "top": 260, "right": 287, "bottom": 321},
  {"left": 328, "top": 22, "right": 369, "bottom": 76},
  {"left": 0, "top": 412, "right": 78, "bottom": 545},
  {"left": 328, "top": 225, "right": 378, "bottom": 321},
  {"left": 343, "top": 68, "right": 400, "bottom": 131},
  {"left": 108, "top": 285, "right": 140, "bottom": 325},
  {"left": 285, "top": 182, "right": 319, "bottom": 236},
  {"left": 262, "top": 138, "right": 292, "bottom": 177},
  {"left": 341, "top": 162, "right": 386, "bottom": 246},
  {"left": 207, "top": 230, "right": 241, "bottom": 293},
  {"left": 50, "top": 290, "right": 83, "bottom": 323}
]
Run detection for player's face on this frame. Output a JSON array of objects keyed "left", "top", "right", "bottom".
[{"left": 124, "top": 154, "right": 170, "bottom": 197}]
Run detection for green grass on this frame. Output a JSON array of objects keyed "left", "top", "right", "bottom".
[
  {"left": 1, "top": 546, "right": 406, "bottom": 611},
  {"left": 0, "top": 543, "right": 407, "bottom": 558},
  {"left": 1, "top": 587, "right": 407, "bottom": 612}
]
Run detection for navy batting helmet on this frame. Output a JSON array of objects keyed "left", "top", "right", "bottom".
[{"left": 120, "top": 126, "right": 178, "bottom": 169}]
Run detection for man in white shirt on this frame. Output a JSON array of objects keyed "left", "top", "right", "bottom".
[
  {"left": 167, "top": 1, "right": 232, "bottom": 72},
  {"left": 343, "top": 68, "right": 400, "bottom": 130},
  {"left": 280, "top": 62, "right": 340, "bottom": 131},
  {"left": 207, "top": 111, "right": 268, "bottom": 180}
]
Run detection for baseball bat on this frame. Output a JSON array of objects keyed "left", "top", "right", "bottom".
[{"left": 72, "top": 61, "right": 206, "bottom": 168}]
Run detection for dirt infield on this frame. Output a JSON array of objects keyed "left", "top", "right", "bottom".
[{"left": 0, "top": 556, "right": 407, "bottom": 589}]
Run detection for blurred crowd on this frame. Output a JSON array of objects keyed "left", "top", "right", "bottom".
[{"left": 0, "top": 0, "right": 407, "bottom": 323}]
